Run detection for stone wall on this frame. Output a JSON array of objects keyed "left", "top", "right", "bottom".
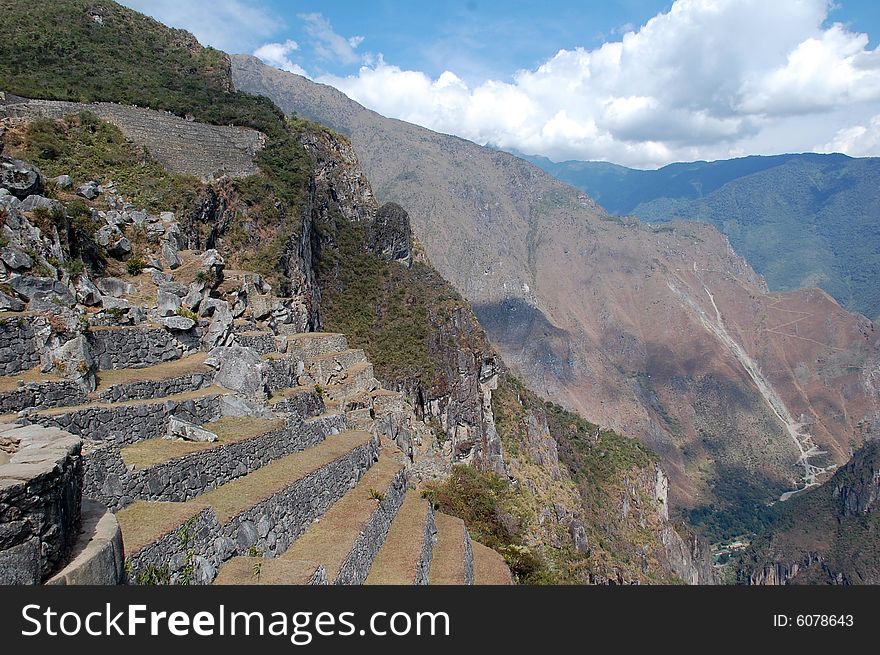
[
  {"left": 0, "top": 380, "right": 89, "bottom": 413},
  {"left": 0, "top": 424, "right": 83, "bottom": 584},
  {"left": 0, "top": 316, "right": 40, "bottom": 375},
  {"left": 270, "top": 390, "right": 325, "bottom": 419},
  {"left": 462, "top": 520, "right": 475, "bottom": 585},
  {"left": 97, "top": 372, "right": 213, "bottom": 403},
  {"left": 127, "top": 437, "right": 379, "bottom": 585},
  {"left": 0, "top": 96, "right": 263, "bottom": 181},
  {"left": 414, "top": 504, "right": 438, "bottom": 586},
  {"left": 87, "top": 326, "right": 185, "bottom": 370},
  {"left": 234, "top": 332, "right": 279, "bottom": 355},
  {"left": 23, "top": 392, "right": 224, "bottom": 444},
  {"left": 125, "top": 506, "right": 224, "bottom": 585},
  {"left": 265, "top": 357, "right": 305, "bottom": 392},
  {"left": 220, "top": 437, "right": 378, "bottom": 559},
  {"left": 334, "top": 467, "right": 408, "bottom": 585},
  {"left": 83, "top": 417, "right": 331, "bottom": 510}
]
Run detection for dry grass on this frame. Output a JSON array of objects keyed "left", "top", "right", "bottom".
[
  {"left": 268, "top": 385, "right": 315, "bottom": 405},
  {"left": 169, "top": 251, "right": 206, "bottom": 286},
  {"left": 200, "top": 430, "right": 371, "bottom": 523},
  {"left": 364, "top": 491, "right": 430, "bottom": 585},
  {"left": 471, "top": 541, "right": 513, "bottom": 585},
  {"left": 94, "top": 353, "right": 210, "bottom": 392},
  {"left": 120, "top": 416, "right": 285, "bottom": 469},
  {"left": 36, "top": 386, "right": 228, "bottom": 416},
  {"left": 282, "top": 450, "right": 403, "bottom": 581},
  {"left": 0, "top": 367, "right": 64, "bottom": 393},
  {"left": 429, "top": 513, "right": 468, "bottom": 585},
  {"left": 116, "top": 500, "right": 209, "bottom": 555},
  {"left": 214, "top": 557, "right": 321, "bottom": 585}
]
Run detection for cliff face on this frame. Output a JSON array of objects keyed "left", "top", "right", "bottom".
[
  {"left": 739, "top": 440, "right": 880, "bottom": 585},
  {"left": 490, "top": 376, "right": 716, "bottom": 584}
]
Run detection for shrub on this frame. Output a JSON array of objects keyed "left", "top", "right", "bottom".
[{"left": 126, "top": 257, "right": 145, "bottom": 276}]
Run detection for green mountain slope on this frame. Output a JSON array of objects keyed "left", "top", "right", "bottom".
[{"left": 522, "top": 152, "right": 880, "bottom": 319}]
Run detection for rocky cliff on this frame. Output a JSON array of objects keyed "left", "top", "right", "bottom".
[{"left": 739, "top": 440, "right": 880, "bottom": 585}]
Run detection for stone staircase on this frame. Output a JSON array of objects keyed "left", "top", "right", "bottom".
[{"left": 0, "top": 305, "right": 511, "bottom": 586}]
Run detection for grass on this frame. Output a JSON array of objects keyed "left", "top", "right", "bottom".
[
  {"left": 364, "top": 492, "right": 431, "bottom": 585},
  {"left": 2, "top": 114, "right": 201, "bottom": 215},
  {"left": 428, "top": 513, "right": 468, "bottom": 585},
  {"left": 93, "top": 353, "right": 209, "bottom": 392},
  {"left": 116, "top": 500, "right": 209, "bottom": 555},
  {"left": 471, "top": 541, "right": 513, "bottom": 585},
  {"left": 282, "top": 452, "right": 403, "bottom": 582},
  {"left": 199, "top": 430, "right": 371, "bottom": 523},
  {"left": 0, "top": 367, "right": 65, "bottom": 393},
  {"left": 120, "top": 417, "right": 285, "bottom": 469},
  {"left": 214, "top": 557, "right": 322, "bottom": 585}
]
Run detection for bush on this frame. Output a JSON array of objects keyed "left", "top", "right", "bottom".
[{"left": 126, "top": 257, "right": 145, "bottom": 276}]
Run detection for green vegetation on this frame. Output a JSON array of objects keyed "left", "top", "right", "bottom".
[
  {"left": 317, "top": 218, "right": 478, "bottom": 386},
  {"left": 423, "top": 466, "right": 556, "bottom": 584},
  {"left": 4, "top": 113, "right": 201, "bottom": 214},
  {"left": 126, "top": 257, "right": 145, "bottom": 276},
  {"left": 683, "top": 465, "right": 786, "bottom": 543}
]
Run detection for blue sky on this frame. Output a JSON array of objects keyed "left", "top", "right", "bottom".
[{"left": 121, "top": 1, "right": 880, "bottom": 167}]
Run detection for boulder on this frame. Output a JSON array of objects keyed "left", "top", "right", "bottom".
[
  {"left": 74, "top": 274, "right": 102, "bottom": 306},
  {"left": 145, "top": 255, "right": 164, "bottom": 271},
  {"left": 95, "top": 276, "right": 134, "bottom": 298},
  {"left": 156, "top": 289, "right": 181, "bottom": 317},
  {"left": 0, "top": 157, "right": 41, "bottom": 199},
  {"left": 8, "top": 275, "right": 75, "bottom": 307},
  {"left": 51, "top": 334, "right": 96, "bottom": 393},
  {"left": 51, "top": 175, "right": 72, "bottom": 190},
  {"left": 162, "top": 315, "right": 195, "bottom": 331},
  {"left": 0, "top": 245, "right": 33, "bottom": 271},
  {"left": 20, "top": 195, "right": 62, "bottom": 214},
  {"left": 161, "top": 242, "right": 181, "bottom": 270},
  {"left": 0, "top": 290, "right": 24, "bottom": 312},
  {"left": 106, "top": 237, "right": 132, "bottom": 260},
  {"left": 101, "top": 296, "right": 132, "bottom": 312},
  {"left": 205, "top": 345, "right": 266, "bottom": 398},
  {"left": 76, "top": 181, "right": 100, "bottom": 200},
  {"left": 95, "top": 224, "right": 122, "bottom": 248},
  {"left": 201, "top": 300, "right": 233, "bottom": 349},
  {"left": 249, "top": 294, "right": 282, "bottom": 321},
  {"left": 165, "top": 416, "right": 217, "bottom": 443}
]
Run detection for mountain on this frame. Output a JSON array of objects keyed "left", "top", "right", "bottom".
[
  {"left": 521, "top": 152, "right": 880, "bottom": 321},
  {"left": 0, "top": 0, "right": 716, "bottom": 584},
  {"left": 739, "top": 439, "right": 880, "bottom": 585},
  {"left": 231, "top": 56, "right": 880, "bottom": 537}
]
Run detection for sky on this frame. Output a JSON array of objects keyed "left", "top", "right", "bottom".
[{"left": 119, "top": 0, "right": 880, "bottom": 169}]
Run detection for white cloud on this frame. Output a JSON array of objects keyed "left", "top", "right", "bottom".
[
  {"left": 119, "top": 0, "right": 279, "bottom": 53},
  {"left": 300, "top": 13, "right": 364, "bottom": 65},
  {"left": 819, "top": 114, "right": 880, "bottom": 156},
  {"left": 318, "top": 0, "right": 880, "bottom": 167},
  {"left": 253, "top": 40, "right": 308, "bottom": 77}
]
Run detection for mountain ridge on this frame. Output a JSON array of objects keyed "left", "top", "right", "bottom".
[{"left": 520, "top": 151, "right": 880, "bottom": 320}]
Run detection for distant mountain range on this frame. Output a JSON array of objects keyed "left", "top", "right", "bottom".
[{"left": 520, "top": 152, "right": 880, "bottom": 320}]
